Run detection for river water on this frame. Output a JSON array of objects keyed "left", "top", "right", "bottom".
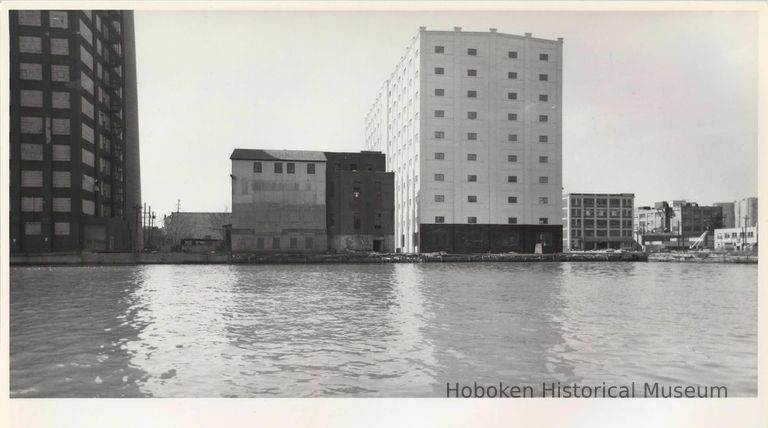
[{"left": 9, "top": 262, "right": 757, "bottom": 397}]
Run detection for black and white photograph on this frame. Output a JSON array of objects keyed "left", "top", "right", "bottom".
[{"left": 1, "top": 1, "right": 765, "bottom": 427}]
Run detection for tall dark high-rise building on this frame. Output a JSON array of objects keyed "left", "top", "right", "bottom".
[{"left": 9, "top": 10, "right": 141, "bottom": 253}]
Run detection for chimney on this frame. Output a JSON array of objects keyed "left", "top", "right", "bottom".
[
  {"left": 454, "top": 26, "right": 462, "bottom": 32},
  {"left": 489, "top": 28, "right": 497, "bottom": 33},
  {"left": 525, "top": 32, "right": 532, "bottom": 37}
]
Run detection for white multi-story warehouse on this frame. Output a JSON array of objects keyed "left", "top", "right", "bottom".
[{"left": 365, "top": 27, "right": 564, "bottom": 253}]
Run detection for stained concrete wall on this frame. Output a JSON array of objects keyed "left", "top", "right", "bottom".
[{"left": 231, "top": 158, "right": 327, "bottom": 252}]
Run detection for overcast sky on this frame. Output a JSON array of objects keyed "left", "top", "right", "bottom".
[{"left": 133, "top": 10, "right": 757, "bottom": 219}]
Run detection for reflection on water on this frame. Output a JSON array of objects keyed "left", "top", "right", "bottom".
[{"left": 10, "top": 262, "right": 757, "bottom": 397}]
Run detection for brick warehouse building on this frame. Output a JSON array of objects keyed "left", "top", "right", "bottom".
[
  {"left": 9, "top": 10, "right": 142, "bottom": 253},
  {"left": 365, "top": 27, "right": 563, "bottom": 253},
  {"left": 324, "top": 152, "right": 395, "bottom": 252}
]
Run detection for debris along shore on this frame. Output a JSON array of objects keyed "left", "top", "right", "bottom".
[
  {"left": 648, "top": 251, "right": 757, "bottom": 264},
  {"left": 11, "top": 250, "right": 648, "bottom": 266}
]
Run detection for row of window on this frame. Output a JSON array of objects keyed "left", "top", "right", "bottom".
[
  {"left": 570, "top": 208, "right": 634, "bottom": 218},
  {"left": 23, "top": 221, "right": 71, "bottom": 236},
  {"left": 434, "top": 110, "right": 550, "bottom": 122},
  {"left": 253, "top": 236, "right": 315, "bottom": 250},
  {"left": 433, "top": 216, "right": 549, "bottom": 225},
  {"left": 568, "top": 219, "right": 634, "bottom": 228},
  {"left": 434, "top": 45, "right": 551, "bottom": 62},
  {"left": 434, "top": 153, "right": 549, "bottom": 163},
  {"left": 253, "top": 162, "right": 316, "bottom": 175},
  {"left": 570, "top": 230, "right": 633, "bottom": 238},
  {"left": 434, "top": 174, "right": 551, "bottom": 184},
  {"left": 434, "top": 89, "right": 550, "bottom": 102},
  {"left": 433, "top": 67, "right": 551, "bottom": 81},
  {"left": 433, "top": 195, "right": 551, "bottom": 204},
  {"left": 570, "top": 197, "right": 633, "bottom": 208},
  {"left": 433, "top": 131, "right": 550, "bottom": 143}
]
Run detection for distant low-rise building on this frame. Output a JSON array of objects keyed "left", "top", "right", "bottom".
[
  {"left": 634, "top": 200, "right": 723, "bottom": 250},
  {"left": 715, "top": 227, "right": 758, "bottom": 251},
  {"left": 324, "top": 152, "right": 395, "bottom": 252},
  {"left": 562, "top": 193, "right": 635, "bottom": 251},
  {"left": 734, "top": 197, "right": 758, "bottom": 228},
  {"left": 163, "top": 212, "right": 231, "bottom": 252}
]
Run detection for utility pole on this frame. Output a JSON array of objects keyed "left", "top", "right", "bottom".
[
  {"left": 143, "top": 202, "right": 147, "bottom": 251},
  {"left": 176, "top": 199, "right": 181, "bottom": 213},
  {"left": 133, "top": 204, "right": 141, "bottom": 253}
]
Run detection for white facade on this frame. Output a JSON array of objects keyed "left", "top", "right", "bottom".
[
  {"left": 365, "top": 27, "right": 564, "bottom": 253},
  {"left": 714, "top": 227, "right": 758, "bottom": 250}
]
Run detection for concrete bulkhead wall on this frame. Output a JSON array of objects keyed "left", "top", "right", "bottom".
[{"left": 328, "top": 234, "right": 396, "bottom": 253}]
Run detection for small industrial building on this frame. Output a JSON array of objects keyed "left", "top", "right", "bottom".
[
  {"left": 163, "top": 212, "right": 231, "bottom": 253},
  {"left": 714, "top": 227, "right": 758, "bottom": 251},
  {"left": 634, "top": 200, "right": 723, "bottom": 250}
]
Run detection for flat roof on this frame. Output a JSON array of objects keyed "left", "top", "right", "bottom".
[{"left": 230, "top": 149, "right": 327, "bottom": 162}]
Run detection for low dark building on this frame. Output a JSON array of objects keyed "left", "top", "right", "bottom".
[
  {"left": 420, "top": 224, "right": 563, "bottom": 254},
  {"left": 324, "top": 151, "right": 394, "bottom": 252}
]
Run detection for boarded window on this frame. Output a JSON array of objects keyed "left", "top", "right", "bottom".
[
  {"left": 81, "top": 97, "right": 94, "bottom": 118},
  {"left": 82, "top": 174, "right": 95, "bottom": 192},
  {"left": 52, "top": 145, "right": 71, "bottom": 162},
  {"left": 82, "top": 123, "right": 94, "bottom": 143},
  {"left": 51, "top": 65, "right": 70, "bottom": 82},
  {"left": 20, "top": 63, "right": 43, "bottom": 80},
  {"left": 20, "top": 117, "right": 43, "bottom": 134},
  {"left": 53, "top": 171, "right": 71, "bottom": 187},
  {"left": 52, "top": 118, "right": 70, "bottom": 135},
  {"left": 50, "top": 38, "right": 69, "bottom": 55},
  {"left": 82, "top": 148, "right": 95, "bottom": 166},
  {"left": 80, "top": 71, "right": 93, "bottom": 93},
  {"left": 21, "top": 171, "right": 43, "bottom": 187},
  {"left": 82, "top": 199, "right": 95, "bottom": 215},
  {"left": 53, "top": 197, "right": 71, "bottom": 212},
  {"left": 80, "top": 45, "right": 94, "bottom": 70},
  {"left": 19, "top": 36, "right": 42, "bottom": 53},
  {"left": 54, "top": 222, "right": 71, "bottom": 236},
  {"left": 20, "top": 90, "right": 44, "bottom": 107},
  {"left": 18, "top": 11, "right": 42, "bottom": 26},
  {"left": 49, "top": 11, "right": 68, "bottom": 28},
  {"left": 21, "top": 197, "right": 44, "bottom": 212},
  {"left": 21, "top": 144, "right": 43, "bottom": 161},
  {"left": 52, "top": 91, "right": 71, "bottom": 109},
  {"left": 25, "top": 222, "right": 42, "bottom": 235},
  {"left": 79, "top": 20, "right": 92, "bottom": 45}
]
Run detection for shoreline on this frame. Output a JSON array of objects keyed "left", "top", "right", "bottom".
[{"left": 7, "top": 250, "right": 757, "bottom": 266}]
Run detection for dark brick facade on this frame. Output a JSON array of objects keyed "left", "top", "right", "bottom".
[{"left": 420, "top": 224, "right": 563, "bottom": 254}]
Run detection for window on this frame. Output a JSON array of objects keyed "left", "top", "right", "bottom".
[
  {"left": 25, "top": 222, "right": 41, "bottom": 236},
  {"left": 52, "top": 92, "right": 70, "bottom": 109},
  {"left": 467, "top": 90, "right": 477, "bottom": 98},
  {"left": 508, "top": 176, "right": 517, "bottom": 183},
  {"left": 539, "top": 217, "right": 549, "bottom": 225},
  {"left": 290, "top": 238, "right": 297, "bottom": 249},
  {"left": 539, "top": 135, "right": 549, "bottom": 143},
  {"left": 20, "top": 63, "right": 43, "bottom": 80},
  {"left": 274, "top": 163, "right": 282, "bottom": 173},
  {"left": 435, "top": 67, "right": 444, "bottom": 75},
  {"left": 539, "top": 197, "right": 549, "bottom": 204},
  {"left": 287, "top": 163, "right": 295, "bottom": 174},
  {"left": 539, "top": 176, "right": 549, "bottom": 184},
  {"left": 435, "top": 131, "right": 445, "bottom": 139},
  {"left": 434, "top": 173, "right": 444, "bottom": 181},
  {"left": 539, "top": 156, "right": 549, "bottom": 163},
  {"left": 435, "top": 216, "right": 445, "bottom": 223},
  {"left": 467, "top": 69, "right": 477, "bottom": 77},
  {"left": 253, "top": 162, "right": 262, "bottom": 173},
  {"left": 468, "top": 174, "right": 477, "bottom": 182},
  {"left": 305, "top": 237, "right": 313, "bottom": 249},
  {"left": 468, "top": 217, "right": 477, "bottom": 224},
  {"left": 353, "top": 213, "right": 361, "bottom": 230},
  {"left": 508, "top": 217, "right": 518, "bottom": 224},
  {"left": 540, "top": 53, "right": 549, "bottom": 61},
  {"left": 508, "top": 196, "right": 518, "bottom": 203},
  {"left": 272, "top": 237, "right": 280, "bottom": 249},
  {"left": 507, "top": 92, "right": 517, "bottom": 100},
  {"left": 508, "top": 51, "right": 518, "bottom": 59},
  {"left": 539, "top": 115, "right": 549, "bottom": 122},
  {"left": 435, "top": 194, "right": 445, "bottom": 202},
  {"left": 49, "top": 11, "right": 68, "bottom": 28},
  {"left": 539, "top": 94, "right": 549, "bottom": 102},
  {"left": 350, "top": 163, "right": 357, "bottom": 171},
  {"left": 307, "top": 163, "right": 315, "bottom": 174},
  {"left": 19, "top": 36, "right": 42, "bottom": 54},
  {"left": 255, "top": 237, "right": 264, "bottom": 249},
  {"left": 467, "top": 153, "right": 477, "bottom": 161},
  {"left": 468, "top": 195, "right": 477, "bottom": 203},
  {"left": 468, "top": 48, "right": 477, "bottom": 56},
  {"left": 539, "top": 74, "right": 549, "bottom": 81},
  {"left": 435, "top": 45, "right": 444, "bottom": 53},
  {"left": 21, "top": 117, "right": 43, "bottom": 134},
  {"left": 435, "top": 88, "right": 445, "bottom": 96},
  {"left": 51, "top": 65, "right": 70, "bottom": 82},
  {"left": 467, "top": 132, "right": 477, "bottom": 140},
  {"left": 467, "top": 111, "right": 477, "bottom": 119},
  {"left": 54, "top": 222, "right": 70, "bottom": 236},
  {"left": 508, "top": 155, "right": 517, "bottom": 162},
  {"left": 435, "top": 110, "right": 445, "bottom": 118},
  {"left": 508, "top": 113, "right": 517, "bottom": 121},
  {"left": 18, "top": 10, "right": 41, "bottom": 26},
  {"left": 508, "top": 134, "right": 518, "bottom": 142},
  {"left": 507, "top": 71, "right": 517, "bottom": 79},
  {"left": 434, "top": 152, "right": 445, "bottom": 160}
]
